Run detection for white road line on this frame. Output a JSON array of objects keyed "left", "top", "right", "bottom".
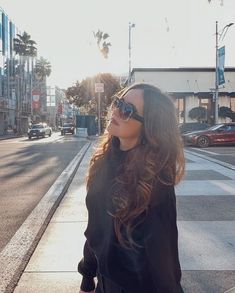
[{"left": 191, "top": 148, "right": 220, "bottom": 155}]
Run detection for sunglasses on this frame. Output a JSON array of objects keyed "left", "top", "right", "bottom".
[{"left": 111, "top": 96, "right": 144, "bottom": 123}]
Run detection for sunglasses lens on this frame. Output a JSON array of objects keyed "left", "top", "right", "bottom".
[
  {"left": 111, "top": 97, "right": 133, "bottom": 121},
  {"left": 120, "top": 104, "right": 133, "bottom": 121}
]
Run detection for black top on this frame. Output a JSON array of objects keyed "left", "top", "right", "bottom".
[{"left": 78, "top": 140, "right": 183, "bottom": 293}]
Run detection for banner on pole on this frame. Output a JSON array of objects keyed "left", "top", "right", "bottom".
[
  {"left": 218, "top": 46, "right": 225, "bottom": 85},
  {"left": 32, "top": 90, "right": 40, "bottom": 109}
]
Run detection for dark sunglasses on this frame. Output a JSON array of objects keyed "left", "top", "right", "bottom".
[{"left": 111, "top": 96, "right": 144, "bottom": 123}]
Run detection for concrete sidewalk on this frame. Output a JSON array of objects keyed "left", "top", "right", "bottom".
[
  {"left": 0, "top": 134, "right": 21, "bottom": 140},
  {"left": 12, "top": 143, "right": 94, "bottom": 293},
  {"left": 12, "top": 146, "right": 235, "bottom": 293}
]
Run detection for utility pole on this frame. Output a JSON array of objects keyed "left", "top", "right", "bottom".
[
  {"left": 214, "top": 21, "right": 219, "bottom": 125},
  {"left": 214, "top": 21, "right": 234, "bottom": 124},
  {"left": 128, "top": 22, "right": 135, "bottom": 85}
]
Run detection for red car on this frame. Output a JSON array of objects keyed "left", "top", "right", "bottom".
[{"left": 182, "top": 123, "right": 235, "bottom": 147}]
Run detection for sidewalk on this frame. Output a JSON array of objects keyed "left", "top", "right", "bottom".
[
  {"left": 0, "top": 134, "right": 20, "bottom": 140},
  {"left": 12, "top": 147, "right": 235, "bottom": 293},
  {"left": 13, "top": 143, "right": 94, "bottom": 293}
]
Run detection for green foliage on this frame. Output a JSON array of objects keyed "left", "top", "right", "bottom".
[
  {"left": 13, "top": 32, "right": 37, "bottom": 57},
  {"left": 66, "top": 73, "right": 121, "bottom": 115},
  {"left": 35, "top": 57, "right": 52, "bottom": 80},
  {"left": 218, "top": 106, "right": 233, "bottom": 118},
  {"left": 188, "top": 106, "right": 207, "bottom": 122}
]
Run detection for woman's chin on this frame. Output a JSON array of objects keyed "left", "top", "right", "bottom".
[{"left": 107, "top": 123, "right": 117, "bottom": 136}]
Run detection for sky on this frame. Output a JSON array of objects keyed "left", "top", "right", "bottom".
[{"left": 1, "top": 0, "right": 235, "bottom": 89}]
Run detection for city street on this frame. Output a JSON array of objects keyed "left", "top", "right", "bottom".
[{"left": 0, "top": 133, "right": 87, "bottom": 253}]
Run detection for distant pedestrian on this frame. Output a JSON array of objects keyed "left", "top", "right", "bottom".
[{"left": 78, "top": 83, "right": 185, "bottom": 293}]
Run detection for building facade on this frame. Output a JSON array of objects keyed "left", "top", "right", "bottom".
[
  {"left": 131, "top": 67, "right": 235, "bottom": 125},
  {"left": 0, "top": 6, "right": 45, "bottom": 135},
  {"left": 0, "top": 8, "right": 20, "bottom": 134}
]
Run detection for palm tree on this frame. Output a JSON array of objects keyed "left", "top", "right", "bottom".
[
  {"left": 35, "top": 57, "right": 51, "bottom": 81},
  {"left": 93, "top": 30, "right": 111, "bottom": 59},
  {"left": 13, "top": 32, "right": 37, "bottom": 133},
  {"left": 13, "top": 32, "right": 37, "bottom": 57}
]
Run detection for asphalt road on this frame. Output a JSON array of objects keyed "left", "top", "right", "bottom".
[
  {"left": 185, "top": 145, "right": 235, "bottom": 167},
  {"left": 0, "top": 133, "right": 87, "bottom": 253}
]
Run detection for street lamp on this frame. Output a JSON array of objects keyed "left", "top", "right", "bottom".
[
  {"left": 128, "top": 22, "right": 135, "bottom": 85},
  {"left": 214, "top": 21, "right": 234, "bottom": 124}
]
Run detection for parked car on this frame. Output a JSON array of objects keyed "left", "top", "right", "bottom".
[
  {"left": 28, "top": 123, "right": 52, "bottom": 139},
  {"left": 182, "top": 123, "right": 235, "bottom": 147},
  {"left": 178, "top": 122, "right": 209, "bottom": 134},
  {"left": 61, "top": 123, "right": 75, "bottom": 135}
]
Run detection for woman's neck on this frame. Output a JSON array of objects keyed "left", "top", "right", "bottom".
[{"left": 119, "top": 137, "right": 140, "bottom": 151}]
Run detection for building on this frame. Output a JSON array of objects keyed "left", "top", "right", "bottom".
[
  {"left": 0, "top": 7, "right": 20, "bottom": 134},
  {"left": 46, "top": 86, "right": 78, "bottom": 129},
  {"left": 131, "top": 67, "right": 235, "bottom": 124},
  {"left": 0, "top": 6, "right": 42, "bottom": 135}
]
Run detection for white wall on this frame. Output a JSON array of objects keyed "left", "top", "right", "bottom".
[{"left": 133, "top": 70, "right": 235, "bottom": 93}]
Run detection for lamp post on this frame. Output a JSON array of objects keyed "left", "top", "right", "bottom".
[
  {"left": 214, "top": 21, "right": 234, "bottom": 124},
  {"left": 128, "top": 22, "right": 135, "bottom": 85}
]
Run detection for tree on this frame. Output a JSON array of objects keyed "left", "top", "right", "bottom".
[
  {"left": 218, "top": 106, "right": 233, "bottom": 118},
  {"left": 66, "top": 73, "right": 121, "bottom": 115},
  {"left": 13, "top": 32, "right": 38, "bottom": 133},
  {"left": 35, "top": 57, "right": 52, "bottom": 81},
  {"left": 188, "top": 106, "right": 207, "bottom": 122},
  {"left": 93, "top": 30, "right": 111, "bottom": 59},
  {"left": 13, "top": 32, "right": 37, "bottom": 57}
]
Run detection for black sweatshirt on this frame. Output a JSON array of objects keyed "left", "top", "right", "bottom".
[{"left": 78, "top": 142, "right": 184, "bottom": 293}]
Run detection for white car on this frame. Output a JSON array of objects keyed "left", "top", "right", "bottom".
[{"left": 28, "top": 123, "right": 52, "bottom": 139}]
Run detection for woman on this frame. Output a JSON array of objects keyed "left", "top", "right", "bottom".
[{"left": 78, "top": 83, "right": 185, "bottom": 293}]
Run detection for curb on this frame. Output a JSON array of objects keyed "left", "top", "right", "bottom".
[
  {"left": 0, "top": 135, "right": 22, "bottom": 141},
  {"left": 0, "top": 141, "right": 91, "bottom": 293},
  {"left": 185, "top": 148, "right": 235, "bottom": 171}
]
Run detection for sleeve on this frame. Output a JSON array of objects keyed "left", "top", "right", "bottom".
[
  {"left": 78, "top": 240, "right": 97, "bottom": 291},
  {"left": 144, "top": 186, "right": 184, "bottom": 293}
]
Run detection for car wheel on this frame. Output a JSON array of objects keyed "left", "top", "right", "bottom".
[
  {"left": 49, "top": 131, "right": 52, "bottom": 137},
  {"left": 197, "top": 136, "right": 210, "bottom": 148}
]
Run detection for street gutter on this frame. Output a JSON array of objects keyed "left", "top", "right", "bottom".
[{"left": 0, "top": 140, "right": 91, "bottom": 293}]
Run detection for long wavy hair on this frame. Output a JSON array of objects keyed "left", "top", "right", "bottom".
[{"left": 87, "top": 83, "right": 185, "bottom": 248}]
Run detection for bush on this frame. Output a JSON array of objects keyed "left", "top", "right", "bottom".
[
  {"left": 218, "top": 106, "right": 233, "bottom": 118},
  {"left": 188, "top": 106, "right": 207, "bottom": 122}
]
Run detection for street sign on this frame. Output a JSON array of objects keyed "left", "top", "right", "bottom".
[{"left": 95, "top": 83, "right": 104, "bottom": 93}]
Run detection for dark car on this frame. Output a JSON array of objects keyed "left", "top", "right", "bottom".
[
  {"left": 61, "top": 123, "right": 75, "bottom": 135},
  {"left": 182, "top": 123, "right": 235, "bottom": 147},
  {"left": 28, "top": 123, "right": 52, "bottom": 139},
  {"left": 178, "top": 122, "right": 209, "bottom": 134}
]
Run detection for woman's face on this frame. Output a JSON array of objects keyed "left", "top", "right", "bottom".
[{"left": 107, "top": 89, "right": 144, "bottom": 142}]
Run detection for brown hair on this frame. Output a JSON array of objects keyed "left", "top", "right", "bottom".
[{"left": 87, "top": 83, "right": 185, "bottom": 248}]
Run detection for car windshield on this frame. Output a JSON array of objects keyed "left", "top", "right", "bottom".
[
  {"left": 63, "top": 123, "right": 73, "bottom": 127},
  {"left": 32, "top": 124, "right": 44, "bottom": 129},
  {"left": 208, "top": 125, "right": 223, "bottom": 131}
]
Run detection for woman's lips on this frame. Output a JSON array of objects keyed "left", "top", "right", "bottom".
[{"left": 110, "top": 117, "right": 120, "bottom": 126}]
